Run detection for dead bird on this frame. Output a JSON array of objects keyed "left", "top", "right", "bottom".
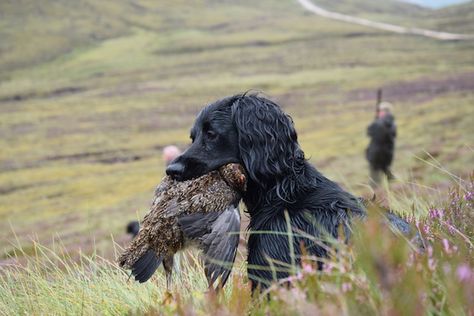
[{"left": 118, "top": 163, "right": 246, "bottom": 291}]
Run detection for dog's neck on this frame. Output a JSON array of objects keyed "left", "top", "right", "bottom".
[
  {"left": 241, "top": 181, "right": 265, "bottom": 214},
  {"left": 242, "top": 164, "right": 308, "bottom": 216}
]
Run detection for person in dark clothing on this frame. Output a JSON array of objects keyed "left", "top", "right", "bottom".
[{"left": 366, "top": 102, "right": 397, "bottom": 187}]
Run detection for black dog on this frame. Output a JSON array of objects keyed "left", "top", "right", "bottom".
[{"left": 166, "top": 94, "right": 369, "bottom": 290}]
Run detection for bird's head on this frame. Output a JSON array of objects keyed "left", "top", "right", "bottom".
[{"left": 219, "top": 163, "right": 247, "bottom": 193}]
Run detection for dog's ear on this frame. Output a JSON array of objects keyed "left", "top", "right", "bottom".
[{"left": 231, "top": 96, "right": 304, "bottom": 188}]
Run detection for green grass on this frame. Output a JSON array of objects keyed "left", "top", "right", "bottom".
[
  {"left": 0, "top": 242, "right": 230, "bottom": 315},
  {"left": 1, "top": 176, "right": 472, "bottom": 315}
]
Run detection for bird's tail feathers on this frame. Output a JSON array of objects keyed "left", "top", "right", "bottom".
[
  {"left": 130, "top": 249, "right": 162, "bottom": 283},
  {"left": 118, "top": 245, "right": 162, "bottom": 283}
]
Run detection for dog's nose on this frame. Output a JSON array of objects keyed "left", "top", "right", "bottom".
[{"left": 166, "top": 162, "right": 185, "bottom": 180}]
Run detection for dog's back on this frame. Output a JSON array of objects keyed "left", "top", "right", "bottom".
[{"left": 246, "top": 161, "right": 366, "bottom": 290}]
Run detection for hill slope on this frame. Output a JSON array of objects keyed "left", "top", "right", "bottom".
[
  {"left": 0, "top": 0, "right": 473, "bottom": 262},
  {"left": 426, "top": 1, "right": 474, "bottom": 31},
  {"left": 0, "top": 0, "right": 298, "bottom": 73},
  {"left": 401, "top": 0, "right": 471, "bottom": 8},
  {"left": 312, "top": 0, "right": 426, "bottom": 15},
  {"left": 2, "top": 0, "right": 472, "bottom": 73}
]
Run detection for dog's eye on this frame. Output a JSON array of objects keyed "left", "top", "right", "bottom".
[{"left": 206, "top": 130, "right": 217, "bottom": 139}]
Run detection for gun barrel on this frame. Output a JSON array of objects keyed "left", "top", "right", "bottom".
[{"left": 375, "top": 89, "right": 382, "bottom": 118}]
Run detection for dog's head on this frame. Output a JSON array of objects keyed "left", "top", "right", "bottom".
[
  {"left": 166, "top": 94, "right": 305, "bottom": 190},
  {"left": 166, "top": 95, "right": 241, "bottom": 181}
]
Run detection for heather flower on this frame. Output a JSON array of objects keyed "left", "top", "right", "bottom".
[
  {"left": 414, "top": 219, "right": 420, "bottom": 228},
  {"left": 423, "top": 224, "right": 431, "bottom": 235},
  {"left": 451, "top": 196, "right": 460, "bottom": 210},
  {"left": 427, "top": 246, "right": 433, "bottom": 257},
  {"left": 323, "top": 262, "right": 334, "bottom": 273},
  {"left": 464, "top": 190, "right": 473, "bottom": 209},
  {"left": 341, "top": 282, "right": 352, "bottom": 293},
  {"left": 428, "top": 258, "right": 437, "bottom": 271},
  {"left": 443, "top": 263, "right": 451, "bottom": 274},
  {"left": 446, "top": 220, "right": 456, "bottom": 234},
  {"left": 441, "top": 239, "right": 451, "bottom": 254},
  {"left": 456, "top": 264, "right": 472, "bottom": 282},
  {"left": 287, "top": 272, "right": 303, "bottom": 283},
  {"left": 302, "top": 262, "right": 314, "bottom": 274},
  {"left": 426, "top": 246, "right": 437, "bottom": 270},
  {"left": 429, "top": 208, "right": 444, "bottom": 220},
  {"left": 465, "top": 191, "right": 473, "bottom": 201}
]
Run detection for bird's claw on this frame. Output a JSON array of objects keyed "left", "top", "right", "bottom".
[{"left": 162, "top": 291, "right": 173, "bottom": 305}]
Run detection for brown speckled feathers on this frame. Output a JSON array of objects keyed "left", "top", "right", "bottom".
[{"left": 118, "top": 163, "right": 246, "bottom": 287}]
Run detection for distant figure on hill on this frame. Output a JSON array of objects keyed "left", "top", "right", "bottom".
[
  {"left": 366, "top": 102, "right": 397, "bottom": 187},
  {"left": 126, "top": 145, "right": 182, "bottom": 237},
  {"left": 162, "top": 145, "right": 182, "bottom": 168},
  {"left": 126, "top": 221, "right": 140, "bottom": 237}
]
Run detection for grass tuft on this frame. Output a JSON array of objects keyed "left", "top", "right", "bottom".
[{"left": 1, "top": 174, "right": 472, "bottom": 315}]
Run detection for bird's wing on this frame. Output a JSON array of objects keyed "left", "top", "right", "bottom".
[{"left": 178, "top": 206, "right": 241, "bottom": 288}]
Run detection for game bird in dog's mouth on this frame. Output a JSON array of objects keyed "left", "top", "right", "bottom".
[{"left": 118, "top": 163, "right": 246, "bottom": 291}]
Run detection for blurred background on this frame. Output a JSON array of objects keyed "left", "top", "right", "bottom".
[{"left": 0, "top": 0, "right": 473, "bottom": 264}]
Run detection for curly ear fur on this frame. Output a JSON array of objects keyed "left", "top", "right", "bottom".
[{"left": 231, "top": 95, "right": 305, "bottom": 201}]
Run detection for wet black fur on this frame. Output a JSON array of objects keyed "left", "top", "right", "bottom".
[{"left": 166, "top": 94, "right": 367, "bottom": 290}]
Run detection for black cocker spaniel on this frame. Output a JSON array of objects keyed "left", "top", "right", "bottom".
[{"left": 166, "top": 94, "right": 409, "bottom": 291}]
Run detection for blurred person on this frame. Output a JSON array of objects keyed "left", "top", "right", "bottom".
[
  {"left": 126, "top": 145, "right": 182, "bottom": 237},
  {"left": 366, "top": 101, "right": 396, "bottom": 187},
  {"left": 162, "top": 145, "right": 182, "bottom": 167}
]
